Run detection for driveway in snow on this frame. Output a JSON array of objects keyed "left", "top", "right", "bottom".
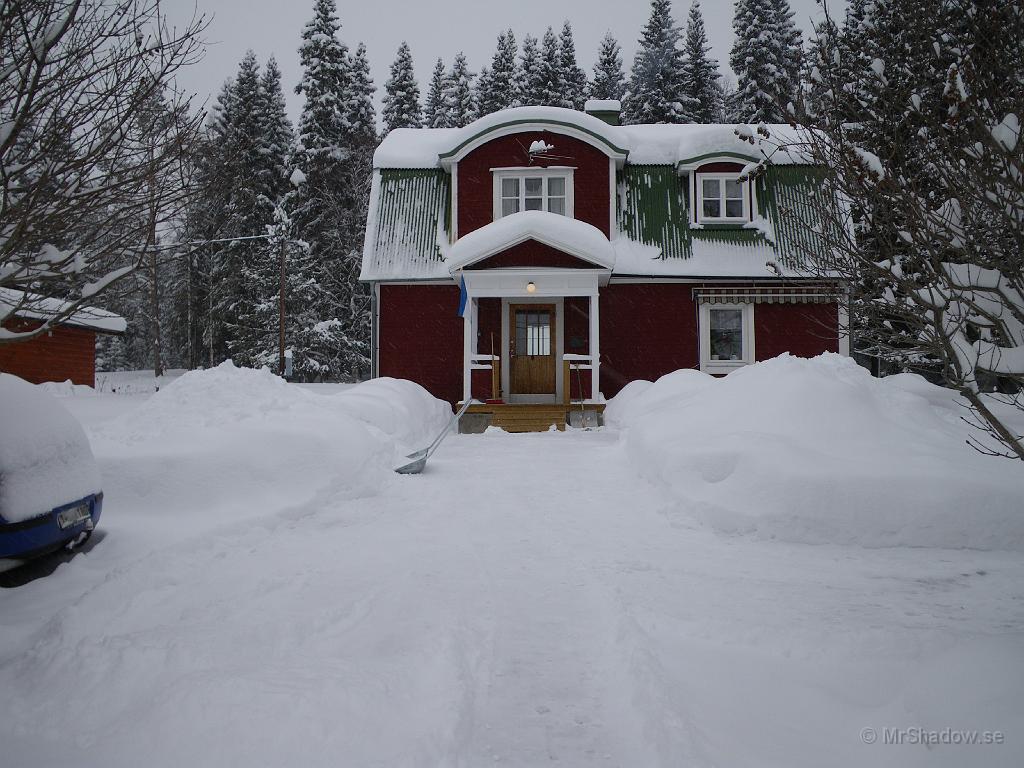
[{"left": 1, "top": 395, "right": 1022, "bottom": 767}]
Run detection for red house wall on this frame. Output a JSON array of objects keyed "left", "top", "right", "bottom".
[
  {"left": 0, "top": 319, "right": 97, "bottom": 387},
  {"left": 378, "top": 284, "right": 462, "bottom": 407},
  {"left": 456, "top": 131, "right": 611, "bottom": 238},
  {"left": 755, "top": 302, "right": 839, "bottom": 360},
  {"left": 599, "top": 284, "right": 840, "bottom": 397},
  {"left": 600, "top": 284, "right": 699, "bottom": 397},
  {"left": 377, "top": 284, "right": 840, "bottom": 404},
  {"left": 468, "top": 240, "right": 597, "bottom": 270}
]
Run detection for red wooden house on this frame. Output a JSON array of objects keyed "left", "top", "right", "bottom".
[{"left": 361, "top": 103, "right": 847, "bottom": 431}]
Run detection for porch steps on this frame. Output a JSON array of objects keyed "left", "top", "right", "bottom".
[{"left": 458, "top": 403, "right": 605, "bottom": 434}]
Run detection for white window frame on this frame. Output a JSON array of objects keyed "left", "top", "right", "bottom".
[
  {"left": 492, "top": 168, "right": 575, "bottom": 221},
  {"left": 695, "top": 173, "right": 749, "bottom": 223},
  {"left": 699, "top": 302, "right": 755, "bottom": 373}
]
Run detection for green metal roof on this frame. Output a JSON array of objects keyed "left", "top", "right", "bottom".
[
  {"left": 362, "top": 163, "right": 830, "bottom": 280},
  {"left": 616, "top": 164, "right": 828, "bottom": 268},
  {"left": 363, "top": 169, "right": 450, "bottom": 280}
]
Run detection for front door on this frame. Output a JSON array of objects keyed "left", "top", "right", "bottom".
[{"left": 509, "top": 303, "right": 556, "bottom": 397}]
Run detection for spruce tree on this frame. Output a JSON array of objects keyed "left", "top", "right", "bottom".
[
  {"left": 291, "top": 0, "right": 370, "bottom": 379},
  {"left": 382, "top": 41, "right": 421, "bottom": 134},
  {"left": 730, "top": 0, "right": 802, "bottom": 123},
  {"left": 590, "top": 32, "right": 625, "bottom": 101},
  {"left": 623, "top": 0, "right": 687, "bottom": 123},
  {"left": 535, "top": 27, "right": 563, "bottom": 107},
  {"left": 444, "top": 52, "right": 477, "bottom": 127},
  {"left": 557, "top": 22, "right": 588, "bottom": 110},
  {"left": 680, "top": 1, "right": 723, "bottom": 123},
  {"left": 516, "top": 34, "right": 543, "bottom": 106},
  {"left": 477, "top": 30, "right": 518, "bottom": 115},
  {"left": 424, "top": 57, "right": 450, "bottom": 128},
  {"left": 347, "top": 42, "right": 377, "bottom": 143}
]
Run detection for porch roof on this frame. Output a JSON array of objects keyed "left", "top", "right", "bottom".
[{"left": 444, "top": 211, "right": 615, "bottom": 273}]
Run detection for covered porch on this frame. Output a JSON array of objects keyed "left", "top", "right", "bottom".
[{"left": 458, "top": 267, "right": 606, "bottom": 431}]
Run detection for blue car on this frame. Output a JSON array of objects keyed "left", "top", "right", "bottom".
[{"left": 0, "top": 373, "right": 104, "bottom": 571}]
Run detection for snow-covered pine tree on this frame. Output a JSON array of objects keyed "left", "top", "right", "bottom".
[
  {"left": 516, "top": 34, "right": 543, "bottom": 106},
  {"left": 729, "top": 0, "right": 802, "bottom": 123},
  {"left": 534, "top": 27, "right": 563, "bottom": 107},
  {"left": 557, "top": 22, "right": 588, "bottom": 110},
  {"left": 680, "top": 1, "right": 723, "bottom": 123},
  {"left": 259, "top": 58, "right": 296, "bottom": 200},
  {"left": 444, "top": 52, "right": 477, "bottom": 127},
  {"left": 590, "top": 32, "right": 626, "bottom": 101},
  {"left": 291, "top": 0, "right": 370, "bottom": 379},
  {"left": 424, "top": 57, "right": 450, "bottom": 128},
  {"left": 474, "top": 65, "right": 493, "bottom": 116},
  {"left": 477, "top": 30, "right": 519, "bottom": 115},
  {"left": 212, "top": 50, "right": 275, "bottom": 368},
  {"left": 382, "top": 41, "right": 422, "bottom": 133},
  {"left": 623, "top": 0, "right": 687, "bottom": 124},
  {"left": 771, "top": 0, "right": 803, "bottom": 115}
]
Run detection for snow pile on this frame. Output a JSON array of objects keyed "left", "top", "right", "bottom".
[
  {"left": 89, "top": 363, "right": 451, "bottom": 532},
  {"left": 37, "top": 379, "right": 98, "bottom": 398},
  {"left": 611, "top": 354, "right": 1024, "bottom": 550},
  {"left": 0, "top": 374, "right": 100, "bottom": 522}
]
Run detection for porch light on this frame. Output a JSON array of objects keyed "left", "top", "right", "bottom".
[{"left": 526, "top": 281, "right": 536, "bottom": 293}]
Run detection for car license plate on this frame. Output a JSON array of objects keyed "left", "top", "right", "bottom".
[{"left": 57, "top": 504, "right": 91, "bottom": 530}]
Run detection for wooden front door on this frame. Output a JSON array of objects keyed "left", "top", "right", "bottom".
[{"left": 509, "top": 304, "right": 556, "bottom": 396}]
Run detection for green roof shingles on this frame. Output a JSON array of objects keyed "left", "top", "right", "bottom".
[{"left": 368, "top": 169, "right": 450, "bottom": 279}]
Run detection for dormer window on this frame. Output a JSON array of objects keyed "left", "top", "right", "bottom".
[
  {"left": 697, "top": 175, "right": 747, "bottom": 222},
  {"left": 493, "top": 168, "right": 574, "bottom": 220}
]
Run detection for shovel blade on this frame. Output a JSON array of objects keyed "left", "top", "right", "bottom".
[{"left": 394, "top": 456, "right": 427, "bottom": 475}]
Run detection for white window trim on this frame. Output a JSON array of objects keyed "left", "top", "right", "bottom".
[
  {"left": 492, "top": 168, "right": 575, "bottom": 221},
  {"left": 699, "top": 302, "right": 755, "bottom": 373},
  {"left": 695, "top": 173, "right": 750, "bottom": 224}
]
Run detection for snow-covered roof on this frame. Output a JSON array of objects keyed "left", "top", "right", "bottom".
[
  {"left": 373, "top": 106, "right": 809, "bottom": 169},
  {"left": 0, "top": 288, "right": 127, "bottom": 334},
  {"left": 445, "top": 211, "right": 615, "bottom": 272}
]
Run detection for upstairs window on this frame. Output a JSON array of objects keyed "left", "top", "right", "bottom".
[
  {"left": 696, "top": 174, "right": 749, "bottom": 223},
  {"left": 493, "top": 169, "right": 573, "bottom": 220}
]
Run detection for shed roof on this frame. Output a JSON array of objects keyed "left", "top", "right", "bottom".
[{"left": 0, "top": 288, "right": 127, "bottom": 334}]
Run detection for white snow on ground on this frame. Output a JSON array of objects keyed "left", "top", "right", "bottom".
[
  {"left": 611, "top": 354, "right": 1024, "bottom": 551},
  {"left": 0, "top": 374, "right": 100, "bottom": 522},
  {"left": 1, "top": 360, "right": 1023, "bottom": 767}
]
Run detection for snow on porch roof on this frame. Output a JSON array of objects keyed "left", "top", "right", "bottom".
[
  {"left": 373, "top": 106, "right": 810, "bottom": 169},
  {"left": 0, "top": 288, "right": 127, "bottom": 333},
  {"left": 445, "top": 211, "right": 615, "bottom": 272}
]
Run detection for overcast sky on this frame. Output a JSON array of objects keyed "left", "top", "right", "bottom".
[{"left": 163, "top": 0, "right": 846, "bottom": 124}]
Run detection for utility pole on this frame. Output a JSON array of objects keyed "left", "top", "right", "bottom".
[{"left": 278, "top": 237, "right": 287, "bottom": 377}]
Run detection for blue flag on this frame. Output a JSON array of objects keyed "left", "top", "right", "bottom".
[{"left": 457, "top": 274, "right": 468, "bottom": 318}]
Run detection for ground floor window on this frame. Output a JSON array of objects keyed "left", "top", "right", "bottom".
[{"left": 699, "top": 302, "right": 754, "bottom": 373}]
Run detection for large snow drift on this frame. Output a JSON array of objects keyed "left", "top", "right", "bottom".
[
  {"left": 88, "top": 362, "right": 451, "bottom": 537},
  {"left": 608, "top": 354, "right": 1024, "bottom": 551},
  {"left": 0, "top": 374, "right": 101, "bottom": 522}
]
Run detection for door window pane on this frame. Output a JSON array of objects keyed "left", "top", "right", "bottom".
[
  {"left": 709, "top": 309, "right": 743, "bottom": 361},
  {"left": 515, "top": 310, "right": 551, "bottom": 356}
]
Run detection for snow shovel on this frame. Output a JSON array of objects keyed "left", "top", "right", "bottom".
[{"left": 394, "top": 398, "right": 475, "bottom": 474}]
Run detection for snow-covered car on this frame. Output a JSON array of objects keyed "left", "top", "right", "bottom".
[{"left": 0, "top": 373, "right": 102, "bottom": 570}]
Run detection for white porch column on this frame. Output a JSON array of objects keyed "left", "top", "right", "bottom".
[
  {"left": 462, "top": 297, "right": 474, "bottom": 403},
  {"left": 589, "top": 292, "right": 600, "bottom": 400}
]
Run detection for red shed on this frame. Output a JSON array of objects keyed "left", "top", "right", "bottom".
[{"left": 0, "top": 289, "right": 127, "bottom": 388}]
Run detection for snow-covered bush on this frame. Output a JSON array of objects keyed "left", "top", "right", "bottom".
[{"left": 611, "top": 355, "right": 1024, "bottom": 550}]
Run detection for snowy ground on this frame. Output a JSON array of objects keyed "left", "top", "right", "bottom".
[{"left": 2, "top": 365, "right": 1023, "bottom": 767}]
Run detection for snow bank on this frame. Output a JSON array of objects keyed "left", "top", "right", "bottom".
[
  {"left": 0, "top": 374, "right": 100, "bottom": 522},
  {"left": 88, "top": 363, "right": 451, "bottom": 534},
  {"left": 611, "top": 354, "right": 1024, "bottom": 550}
]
